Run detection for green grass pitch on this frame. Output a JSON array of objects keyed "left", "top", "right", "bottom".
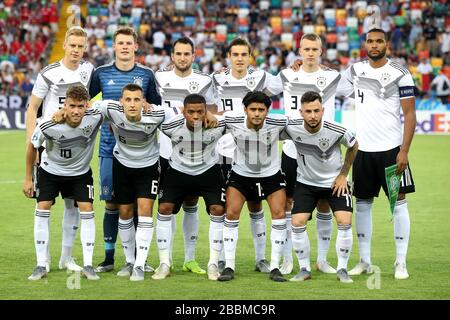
[{"left": 0, "top": 130, "right": 449, "bottom": 300}]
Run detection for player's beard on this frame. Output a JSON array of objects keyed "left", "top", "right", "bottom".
[
  {"left": 175, "top": 63, "right": 192, "bottom": 73},
  {"left": 368, "top": 47, "right": 387, "bottom": 61}
]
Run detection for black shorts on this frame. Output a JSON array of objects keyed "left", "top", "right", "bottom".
[
  {"left": 158, "top": 156, "right": 169, "bottom": 189},
  {"left": 36, "top": 167, "right": 94, "bottom": 203},
  {"left": 292, "top": 182, "right": 353, "bottom": 214},
  {"left": 158, "top": 164, "right": 225, "bottom": 213},
  {"left": 281, "top": 152, "right": 298, "bottom": 198},
  {"left": 112, "top": 157, "right": 159, "bottom": 204},
  {"left": 227, "top": 170, "right": 286, "bottom": 202},
  {"left": 352, "top": 147, "right": 415, "bottom": 199}
]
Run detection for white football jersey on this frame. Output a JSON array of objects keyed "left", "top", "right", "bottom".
[
  {"left": 225, "top": 112, "right": 287, "bottom": 178},
  {"left": 94, "top": 100, "right": 178, "bottom": 168},
  {"left": 31, "top": 109, "right": 102, "bottom": 176},
  {"left": 283, "top": 119, "right": 357, "bottom": 188},
  {"left": 340, "top": 59, "right": 415, "bottom": 152},
  {"left": 161, "top": 114, "right": 226, "bottom": 175},
  {"left": 31, "top": 60, "right": 94, "bottom": 120},
  {"left": 213, "top": 67, "right": 279, "bottom": 158},
  {"left": 155, "top": 69, "right": 217, "bottom": 159},
  {"left": 275, "top": 66, "right": 342, "bottom": 159}
]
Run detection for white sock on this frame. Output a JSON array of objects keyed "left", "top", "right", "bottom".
[
  {"left": 283, "top": 211, "right": 293, "bottom": 262},
  {"left": 355, "top": 198, "right": 373, "bottom": 264},
  {"left": 336, "top": 224, "right": 353, "bottom": 271},
  {"left": 250, "top": 209, "right": 266, "bottom": 262},
  {"left": 270, "top": 218, "right": 287, "bottom": 271},
  {"left": 118, "top": 217, "right": 135, "bottom": 264},
  {"left": 182, "top": 204, "right": 199, "bottom": 263},
  {"left": 61, "top": 198, "right": 79, "bottom": 260},
  {"left": 34, "top": 209, "right": 50, "bottom": 267},
  {"left": 135, "top": 216, "right": 154, "bottom": 269},
  {"left": 223, "top": 218, "right": 239, "bottom": 271},
  {"left": 208, "top": 214, "right": 224, "bottom": 267},
  {"left": 316, "top": 210, "right": 333, "bottom": 262},
  {"left": 80, "top": 211, "right": 95, "bottom": 267},
  {"left": 219, "top": 246, "right": 225, "bottom": 262},
  {"left": 393, "top": 199, "right": 410, "bottom": 265},
  {"left": 170, "top": 214, "right": 176, "bottom": 263},
  {"left": 156, "top": 213, "right": 172, "bottom": 266},
  {"left": 292, "top": 225, "right": 310, "bottom": 271}
]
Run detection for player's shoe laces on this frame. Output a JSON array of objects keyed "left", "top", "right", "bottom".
[
  {"left": 217, "top": 267, "right": 234, "bottom": 281},
  {"left": 144, "top": 263, "right": 154, "bottom": 273},
  {"left": 336, "top": 268, "right": 353, "bottom": 283},
  {"left": 28, "top": 266, "right": 48, "bottom": 281},
  {"left": 59, "top": 256, "right": 83, "bottom": 272},
  {"left": 290, "top": 267, "right": 312, "bottom": 282},
  {"left": 348, "top": 259, "right": 373, "bottom": 276},
  {"left": 316, "top": 260, "right": 337, "bottom": 274},
  {"left": 394, "top": 262, "right": 409, "bottom": 280},
  {"left": 269, "top": 268, "right": 287, "bottom": 282},
  {"left": 182, "top": 260, "right": 206, "bottom": 275},
  {"left": 218, "top": 260, "right": 226, "bottom": 274},
  {"left": 207, "top": 264, "right": 220, "bottom": 281},
  {"left": 254, "top": 259, "right": 270, "bottom": 273},
  {"left": 280, "top": 259, "right": 294, "bottom": 275},
  {"left": 130, "top": 266, "right": 145, "bottom": 281},
  {"left": 83, "top": 266, "right": 100, "bottom": 280},
  {"left": 117, "top": 263, "right": 134, "bottom": 277},
  {"left": 152, "top": 263, "right": 171, "bottom": 280},
  {"left": 94, "top": 261, "right": 114, "bottom": 273}
]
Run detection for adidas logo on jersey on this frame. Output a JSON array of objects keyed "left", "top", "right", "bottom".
[
  {"left": 59, "top": 78, "right": 65, "bottom": 83},
  {"left": 108, "top": 79, "right": 115, "bottom": 85},
  {"left": 224, "top": 81, "right": 229, "bottom": 85},
  {"left": 164, "top": 83, "right": 171, "bottom": 87}
]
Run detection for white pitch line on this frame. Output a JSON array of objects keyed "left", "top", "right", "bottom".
[{"left": 0, "top": 180, "right": 21, "bottom": 184}]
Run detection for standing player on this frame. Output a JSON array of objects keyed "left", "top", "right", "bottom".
[
  {"left": 23, "top": 85, "right": 101, "bottom": 281},
  {"left": 272, "top": 33, "right": 343, "bottom": 274},
  {"left": 283, "top": 91, "right": 358, "bottom": 283},
  {"left": 153, "top": 94, "right": 226, "bottom": 281},
  {"left": 155, "top": 37, "right": 217, "bottom": 275},
  {"left": 89, "top": 26, "right": 161, "bottom": 273},
  {"left": 212, "top": 38, "right": 280, "bottom": 273},
  {"left": 25, "top": 26, "right": 94, "bottom": 273},
  {"left": 217, "top": 91, "right": 287, "bottom": 283},
  {"left": 339, "top": 29, "right": 416, "bottom": 279},
  {"left": 91, "top": 84, "right": 178, "bottom": 281}
]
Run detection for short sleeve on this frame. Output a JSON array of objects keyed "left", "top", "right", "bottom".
[
  {"left": 31, "top": 73, "right": 50, "bottom": 99},
  {"left": 265, "top": 71, "right": 283, "bottom": 95}
]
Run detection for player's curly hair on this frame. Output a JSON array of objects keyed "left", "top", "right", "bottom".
[
  {"left": 66, "top": 85, "right": 89, "bottom": 102},
  {"left": 242, "top": 91, "right": 272, "bottom": 109}
]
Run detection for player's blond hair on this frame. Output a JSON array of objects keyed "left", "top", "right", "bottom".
[
  {"left": 64, "top": 26, "right": 87, "bottom": 42},
  {"left": 300, "top": 33, "right": 322, "bottom": 47}
]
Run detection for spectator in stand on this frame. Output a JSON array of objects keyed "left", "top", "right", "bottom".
[
  {"left": 20, "top": 74, "right": 34, "bottom": 98},
  {"left": 430, "top": 69, "right": 450, "bottom": 105},
  {"left": 417, "top": 57, "right": 434, "bottom": 96}
]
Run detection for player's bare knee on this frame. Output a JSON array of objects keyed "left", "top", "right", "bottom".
[
  {"left": 105, "top": 201, "right": 118, "bottom": 211},
  {"left": 397, "top": 193, "right": 406, "bottom": 201},
  {"left": 77, "top": 202, "right": 93, "bottom": 212},
  {"left": 291, "top": 213, "right": 309, "bottom": 227},
  {"left": 158, "top": 203, "right": 174, "bottom": 215},
  {"left": 226, "top": 210, "right": 240, "bottom": 220},
  {"left": 37, "top": 201, "right": 52, "bottom": 211},
  {"left": 183, "top": 196, "right": 198, "bottom": 207},
  {"left": 271, "top": 209, "right": 286, "bottom": 220},
  {"left": 247, "top": 201, "right": 262, "bottom": 212},
  {"left": 210, "top": 205, "right": 224, "bottom": 216},
  {"left": 335, "top": 212, "right": 352, "bottom": 225},
  {"left": 285, "top": 197, "right": 294, "bottom": 211}
]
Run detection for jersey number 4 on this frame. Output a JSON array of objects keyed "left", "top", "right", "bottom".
[{"left": 358, "top": 90, "right": 364, "bottom": 103}]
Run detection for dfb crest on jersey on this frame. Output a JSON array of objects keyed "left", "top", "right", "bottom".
[
  {"left": 133, "top": 76, "right": 144, "bottom": 87},
  {"left": 82, "top": 124, "right": 93, "bottom": 136},
  {"left": 246, "top": 77, "right": 256, "bottom": 88},
  {"left": 80, "top": 71, "right": 89, "bottom": 84},
  {"left": 318, "top": 137, "right": 330, "bottom": 149},
  {"left": 381, "top": 73, "right": 391, "bottom": 84},
  {"left": 189, "top": 81, "right": 199, "bottom": 93},
  {"left": 317, "top": 76, "right": 327, "bottom": 88}
]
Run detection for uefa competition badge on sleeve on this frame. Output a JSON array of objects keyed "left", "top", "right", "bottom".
[{"left": 385, "top": 164, "right": 402, "bottom": 217}]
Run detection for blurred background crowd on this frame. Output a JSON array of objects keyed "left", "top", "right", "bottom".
[{"left": 1, "top": 0, "right": 449, "bottom": 103}]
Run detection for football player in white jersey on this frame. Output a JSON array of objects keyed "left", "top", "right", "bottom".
[
  {"left": 217, "top": 92, "right": 288, "bottom": 283},
  {"left": 283, "top": 91, "right": 358, "bottom": 283},
  {"left": 155, "top": 37, "right": 217, "bottom": 275},
  {"left": 25, "top": 26, "right": 94, "bottom": 273},
  {"left": 339, "top": 29, "right": 416, "bottom": 280},
  {"left": 91, "top": 84, "right": 178, "bottom": 281},
  {"left": 212, "top": 38, "right": 280, "bottom": 274},
  {"left": 153, "top": 94, "right": 226, "bottom": 281},
  {"left": 272, "top": 33, "right": 342, "bottom": 275},
  {"left": 23, "top": 86, "right": 101, "bottom": 281}
]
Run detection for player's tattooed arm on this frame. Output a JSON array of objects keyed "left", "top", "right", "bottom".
[{"left": 332, "top": 141, "right": 359, "bottom": 197}]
